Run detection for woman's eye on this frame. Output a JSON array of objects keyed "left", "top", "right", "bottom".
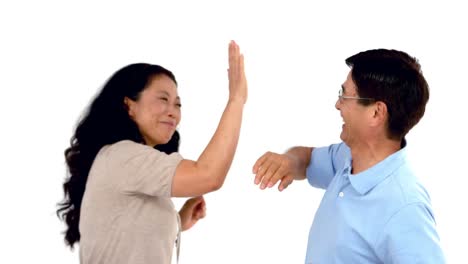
[
  {"left": 176, "top": 103, "right": 182, "bottom": 108},
  {"left": 159, "top": 97, "right": 168, "bottom": 102}
]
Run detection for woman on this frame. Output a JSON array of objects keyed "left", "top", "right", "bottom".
[{"left": 57, "top": 41, "right": 247, "bottom": 263}]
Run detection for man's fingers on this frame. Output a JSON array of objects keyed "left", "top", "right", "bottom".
[
  {"left": 253, "top": 152, "right": 269, "bottom": 174},
  {"left": 278, "top": 176, "right": 294, "bottom": 192},
  {"left": 253, "top": 152, "right": 271, "bottom": 184},
  {"left": 263, "top": 154, "right": 292, "bottom": 189},
  {"left": 254, "top": 152, "right": 294, "bottom": 191},
  {"left": 261, "top": 162, "right": 280, "bottom": 189}
]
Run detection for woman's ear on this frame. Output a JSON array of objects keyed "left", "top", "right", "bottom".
[{"left": 124, "top": 97, "right": 135, "bottom": 118}]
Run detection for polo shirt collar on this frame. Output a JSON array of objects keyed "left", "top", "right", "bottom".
[{"left": 345, "top": 139, "right": 408, "bottom": 195}]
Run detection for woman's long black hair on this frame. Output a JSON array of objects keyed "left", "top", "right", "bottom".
[{"left": 57, "top": 63, "right": 180, "bottom": 248}]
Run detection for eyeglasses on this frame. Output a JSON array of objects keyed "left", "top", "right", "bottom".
[{"left": 338, "top": 88, "right": 374, "bottom": 103}]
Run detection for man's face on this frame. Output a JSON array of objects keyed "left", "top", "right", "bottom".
[{"left": 335, "top": 71, "right": 373, "bottom": 146}]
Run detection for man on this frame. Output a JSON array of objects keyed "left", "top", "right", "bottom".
[{"left": 253, "top": 49, "right": 445, "bottom": 263}]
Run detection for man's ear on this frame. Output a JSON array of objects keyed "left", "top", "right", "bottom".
[{"left": 371, "top": 101, "right": 388, "bottom": 126}]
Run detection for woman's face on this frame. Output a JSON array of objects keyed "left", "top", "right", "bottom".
[{"left": 125, "top": 74, "right": 181, "bottom": 146}]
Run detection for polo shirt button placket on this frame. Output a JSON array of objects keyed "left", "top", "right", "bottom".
[{"left": 338, "top": 169, "right": 349, "bottom": 198}]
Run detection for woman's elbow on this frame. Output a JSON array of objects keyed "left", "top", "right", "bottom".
[{"left": 205, "top": 175, "right": 225, "bottom": 192}]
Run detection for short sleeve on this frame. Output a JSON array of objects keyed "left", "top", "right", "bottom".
[
  {"left": 106, "top": 140, "right": 183, "bottom": 197},
  {"left": 306, "top": 142, "right": 350, "bottom": 189},
  {"left": 375, "top": 203, "right": 446, "bottom": 263}
]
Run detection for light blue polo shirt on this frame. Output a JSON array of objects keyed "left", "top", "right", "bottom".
[{"left": 305, "top": 142, "right": 445, "bottom": 264}]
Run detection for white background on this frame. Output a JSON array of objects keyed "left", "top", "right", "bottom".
[{"left": 1, "top": 0, "right": 467, "bottom": 263}]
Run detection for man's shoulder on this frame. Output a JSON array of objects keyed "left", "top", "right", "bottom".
[
  {"left": 313, "top": 142, "right": 351, "bottom": 159},
  {"left": 386, "top": 163, "right": 432, "bottom": 207}
]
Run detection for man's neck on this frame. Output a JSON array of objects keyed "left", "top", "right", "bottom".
[{"left": 350, "top": 138, "right": 401, "bottom": 174}]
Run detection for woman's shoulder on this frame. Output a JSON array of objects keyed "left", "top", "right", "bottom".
[
  {"left": 109, "top": 139, "right": 144, "bottom": 150},
  {"left": 101, "top": 140, "right": 148, "bottom": 158},
  {"left": 103, "top": 140, "right": 182, "bottom": 160}
]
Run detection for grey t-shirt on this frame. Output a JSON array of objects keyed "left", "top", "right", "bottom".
[{"left": 79, "top": 140, "right": 183, "bottom": 264}]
